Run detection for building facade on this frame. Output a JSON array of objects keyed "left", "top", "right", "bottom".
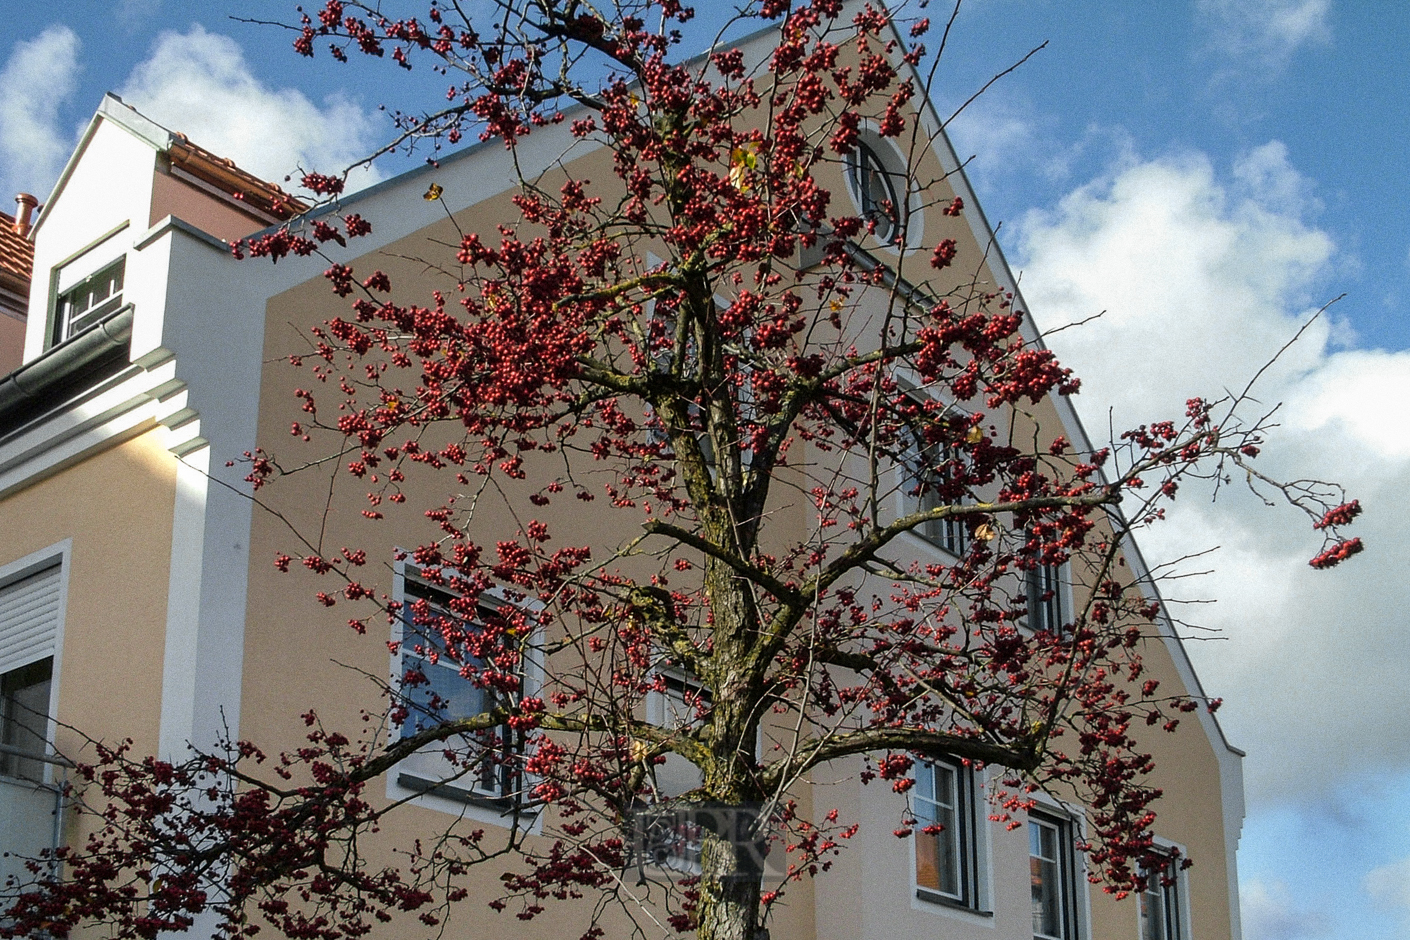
[{"left": 0, "top": 16, "right": 1244, "bottom": 940}]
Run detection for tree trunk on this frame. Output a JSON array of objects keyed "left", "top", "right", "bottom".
[{"left": 696, "top": 826, "right": 765, "bottom": 940}]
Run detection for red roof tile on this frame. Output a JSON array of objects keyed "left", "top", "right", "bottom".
[
  {"left": 168, "top": 134, "right": 308, "bottom": 221},
  {"left": 0, "top": 211, "right": 33, "bottom": 300}
]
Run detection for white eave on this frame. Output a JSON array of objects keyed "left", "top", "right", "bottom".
[{"left": 30, "top": 94, "right": 176, "bottom": 241}]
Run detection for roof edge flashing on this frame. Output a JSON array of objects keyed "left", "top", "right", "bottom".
[
  {"left": 97, "top": 93, "right": 176, "bottom": 152},
  {"left": 30, "top": 94, "right": 174, "bottom": 242}
]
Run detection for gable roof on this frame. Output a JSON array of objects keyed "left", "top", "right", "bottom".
[
  {"left": 31, "top": 94, "right": 306, "bottom": 239},
  {"left": 165, "top": 130, "right": 309, "bottom": 221},
  {"left": 44, "top": 12, "right": 1237, "bottom": 777}
]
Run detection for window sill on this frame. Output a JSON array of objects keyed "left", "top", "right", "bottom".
[
  {"left": 390, "top": 772, "right": 541, "bottom": 833},
  {"left": 914, "top": 887, "right": 991, "bottom": 916},
  {"left": 396, "top": 772, "right": 518, "bottom": 811},
  {"left": 897, "top": 527, "right": 966, "bottom": 560},
  {"left": 0, "top": 769, "right": 59, "bottom": 790}
]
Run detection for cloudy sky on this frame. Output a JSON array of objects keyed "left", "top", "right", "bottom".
[
  {"left": 928, "top": 5, "right": 1409, "bottom": 938},
  {"left": 1, "top": 1, "right": 1405, "bottom": 938}
]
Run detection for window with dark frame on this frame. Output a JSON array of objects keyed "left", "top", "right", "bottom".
[
  {"left": 396, "top": 576, "right": 520, "bottom": 802},
  {"left": 1026, "top": 562, "right": 1065, "bottom": 634},
  {"left": 1029, "top": 811, "right": 1081, "bottom": 940},
  {"left": 1139, "top": 852, "right": 1184, "bottom": 940},
  {"left": 54, "top": 258, "right": 125, "bottom": 346},
  {"left": 1, "top": 657, "right": 53, "bottom": 783},
  {"left": 903, "top": 426, "right": 970, "bottom": 558},
  {"left": 914, "top": 759, "right": 984, "bottom": 910},
  {"left": 848, "top": 139, "right": 901, "bottom": 244}
]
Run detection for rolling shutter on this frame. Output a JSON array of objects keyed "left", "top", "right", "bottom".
[{"left": 0, "top": 565, "right": 62, "bottom": 676}]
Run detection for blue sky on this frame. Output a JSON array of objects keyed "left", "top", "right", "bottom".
[{"left": 1, "top": 2, "right": 1406, "bottom": 939}]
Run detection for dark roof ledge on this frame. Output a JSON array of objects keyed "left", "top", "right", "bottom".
[{"left": 0, "top": 308, "right": 134, "bottom": 433}]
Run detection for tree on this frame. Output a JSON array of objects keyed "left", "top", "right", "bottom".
[{"left": 1, "top": 1, "right": 1362, "bottom": 939}]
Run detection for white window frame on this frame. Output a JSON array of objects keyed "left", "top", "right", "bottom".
[
  {"left": 47, "top": 223, "right": 131, "bottom": 350},
  {"left": 1028, "top": 800, "right": 1087, "bottom": 940},
  {"left": 842, "top": 124, "right": 925, "bottom": 252},
  {"left": 642, "top": 666, "right": 709, "bottom": 801},
  {"left": 849, "top": 140, "right": 903, "bottom": 245},
  {"left": 387, "top": 559, "right": 543, "bottom": 828},
  {"left": 911, "top": 758, "right": 990, "bottom": 914},
  {"left": 53, "top": 258, "right": 126, "bottom": 345},
  {"left": 636, "top": 664, "right": 769, "bottom": 880},
  {"left": 0, "top": 543, "right": 71, "bottom": 787},
  {"left": 635, "top": 663, "right": 712, "bottom": 876},
  {"left": 900, "top": 432, "right": 971, "bottom": 558},
  {"left": 1138, "top": 839, "right": 1190, "bottom": 940},
  {"left": 892, "top": 381, "right": 972, "bottom": 560}
]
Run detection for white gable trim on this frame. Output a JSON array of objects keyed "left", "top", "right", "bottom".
[{"left": 31, "top": 94, "right": 175, "bottom": 242}]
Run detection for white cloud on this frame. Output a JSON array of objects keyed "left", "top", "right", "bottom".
[
  {"left": 944, "top": 92, "right": 1135, "bottom": 197},
  {"left": 1366, "top": 857, "right": 1410, "bottom": 922},
  {"left": 1232, "top": 141, "right": 1320, "bottom": 217},
  {"left": 943, "top": 97, "right": 1044, "bottom": 184},
  {"left": 1015, "top": 142, "right": 1410, "bottom": 803},
  {"left": 0, "top": 26, "right": 82, "bottom": 200},
  {"left": 118, "top": 26, "right": 382, "bottom": 192},
  {"left": 1197, "top": 0, "right": 1331, "bottom": 67},
  {"left": 1241, "top": 878, "right": 1332, "bottom": 940},
  {"left": 1016, "top": 147, "right": 1332, "bottom": 417},
  {"left": 117, "top": 0, "right": 163, "bottom": 29}
]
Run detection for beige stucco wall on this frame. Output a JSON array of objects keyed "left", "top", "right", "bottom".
[
  {"left": 0, "top": 429, "right": 176, "bottom": 764},
  {"left": 231, "top": 42, "right": 1238, "bottom": 940},
  {"left": 241, "top": 159, "right": 674, "bottom": 940}
]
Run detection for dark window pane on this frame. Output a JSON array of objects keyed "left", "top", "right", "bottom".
[
  {"left": 850, "top": 141, "right": 899, "bottom": 243},
  {"left": 1, "top": 657, "right": 53, "bottom": 781}
]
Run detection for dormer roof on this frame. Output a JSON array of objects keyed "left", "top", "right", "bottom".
[{"left": 31, "top": 93, "right": 306, "bottom": 239}]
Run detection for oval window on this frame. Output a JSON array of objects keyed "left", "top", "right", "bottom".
[{"left": 848, "top": 140, "right": 901, "bottom": 244}]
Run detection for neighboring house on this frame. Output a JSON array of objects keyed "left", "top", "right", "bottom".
[
  {"left": 0, "top": 195, "right": 35, "bottom": 375},
  {"left": 0, "top": 25, "right": 1244, "bottom": 940}
]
